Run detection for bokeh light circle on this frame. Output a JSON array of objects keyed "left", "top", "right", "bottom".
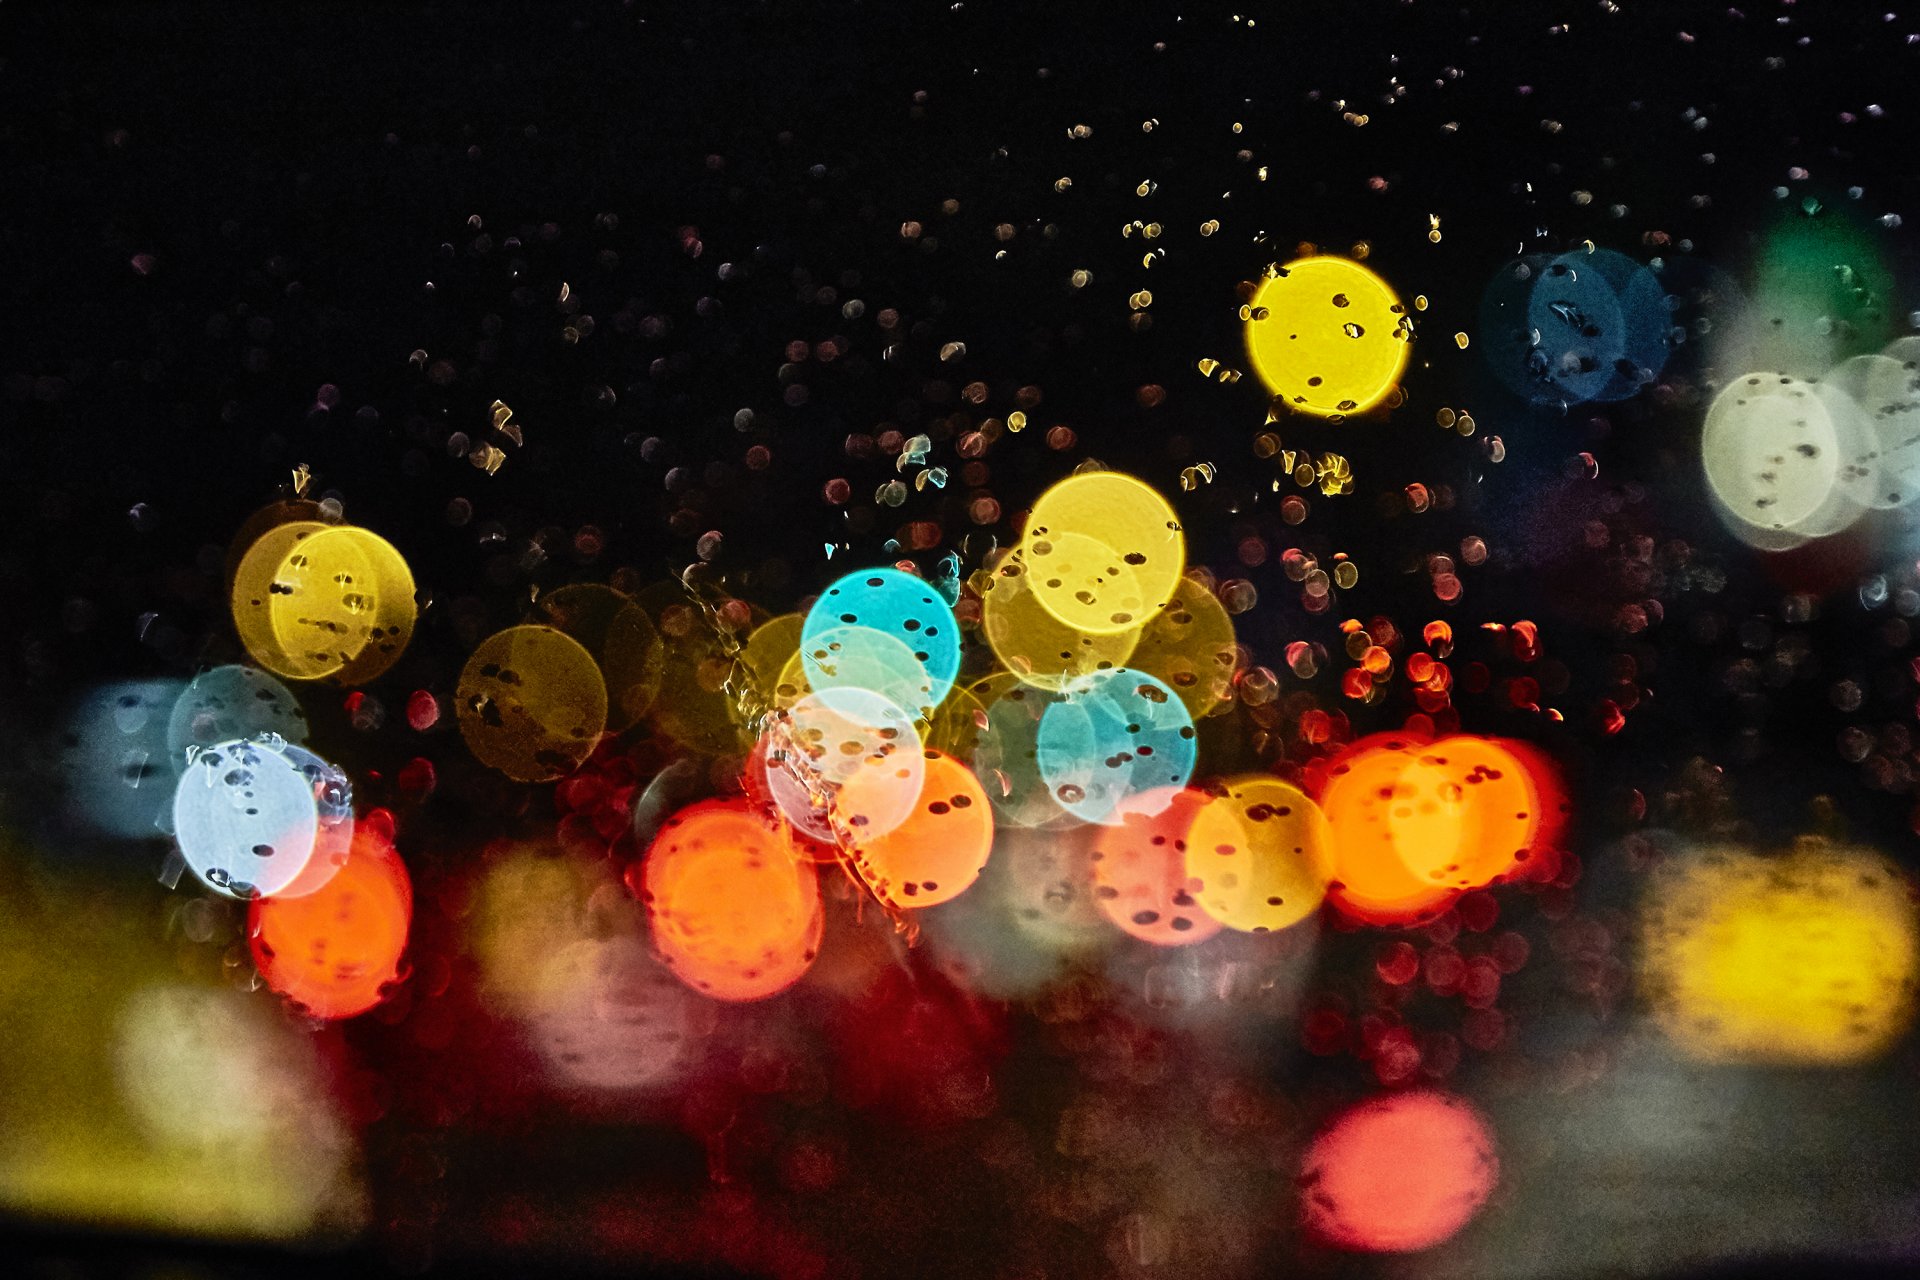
[
  {"left": 457, "top": 624, "right": 609, "bottom": 783},
  {"left": 1244, "top": 256, "right": 1410, "bottom": 417},
  {"left": 1127, "top": 576, "right": 1240, "bottom": 719},
  {"left": 846, "top": 748, "right": 994, "bottom": 909},
  {"left": 1022, "top": 471, "right": 1185, "bottom": 636},
  {"left": 641, "top": 798, "right": 823, "bottom": 1002},
  {"left": 979, "top": 548, "right": 1141, "bottom": 688},
  {"left": 1088, "top": 786, "right": 1222, "bottom": 946},
  {"left": 167, "top": 666, "right": 307, "bottom": 769},
  {"left": 1036, "top": 668, "right": 1197, "bottom": 825},
  {"left": 266, "top": 524, "right": 417, "bottom": 685},
  {"left": 758, "top": 687, "right": 926, "bottom": 844},
  {"left": 1301, "top": 1090, "right": 1500, "bottom": 1252},
  {"left": 1186, "top": 775, "right": 1334, "bottom": 932},
  {"left": 172, "top": 736, "right": 342, "bottom": 900},
  {"left": 802, "top": 567, "right": 961, "bottom": 710},
  {"left": 249, "top": 827, "right": 412, "bottom": 1020}
]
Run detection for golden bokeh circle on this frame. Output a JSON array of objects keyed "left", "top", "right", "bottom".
[{"left": 1244, "top": 256, "right": 1410, "bottom": 417}]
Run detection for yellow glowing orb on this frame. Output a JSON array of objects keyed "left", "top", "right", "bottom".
[
  {"left": 1245, "top": 256, "right": 1411, "bottom": 417},
  {"left": 268, "top": 525, "right": 416, "bottom": 685},
  {"left": 457, "top": 625, "right": 609, "bottom": 782},
  {"left": 740, "top": 613, "right": 808, "bottom": 712},
  {"left": 1186, "top": 775, "right": 1334, "bottom": 932},
  {"left": 1640, "top": 840, "right": 1920, "bottom": 1065},
  {"left": 1021, "top": 471, "right": 1185, "bottom": 636}
]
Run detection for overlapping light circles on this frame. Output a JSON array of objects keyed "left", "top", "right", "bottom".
[
  {"left": 532, "top": 583, "right": 665, "bottom": 731},
  {"left": 979, "top": 546, "right": 1140, "bottom": 688},
  {"left": 1319, "top": 735, "right": 1543, "bottom": 926},
  {"left": 1478, "top": 248, "right": 1671, "bottom": 407},
  {"left": 930, "top": 673, "right": 1080, "bottom": 831},
  {"left": 1186, "top": 775, "right": 1335, "bottom": 932},
  {"left": 756, "top": 687, "right": 925, "bottom": 844},
  {"left": 802, "top": 567, "right": 960, "bottom": 720},
  {"left": 1086, "top": 786, "right": 1222, "bottom": 945},
  {"left": 1022, "top": 471, "right": 1184, "bottom": 635},
  {"left": 1639, "top": 840, "right": 1919, "bottom": 1065},
  {"left": 1036, "top": 668, "right": 1197, "bottom": 825},
  {"left": 231, "top": 518, "right": 416, "bottom": 684},
  {"left": 249, "top": 826, "right": 412, "bottom": 1020},
  {"left": 1701, "top": 372, "right": 1879, "bottom": 550},
  {"left": 457, "top": 624, "right": 609, "bottom": 782},
  {"left": 640, "top": 798, "right": 823, "bottom": 1001},
  {"left": 1301, "top": 1090, "right": 1500, "bottom": 1252},
  {"left": 172, "top": 735, "right": 353, "bottom": 900},
  {"left": 1126, "top": 576, "right": 1240, "bottom": 718},
  {"left": 845, "top": 749, "right": 994, "bottom": 909},
  {"left": 1244, "top": 256, "right": 1411, "bottom": 417}
]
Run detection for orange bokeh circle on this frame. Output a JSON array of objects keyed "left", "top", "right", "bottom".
[
  {"left": 249, "top": 828, "right": 413, "bottom": 1020},
  {"left": 641, "top": 798, "right": 823, "bottom": 1001}
]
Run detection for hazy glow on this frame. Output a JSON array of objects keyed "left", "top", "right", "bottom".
[{"left": 1640, "top": 841, "right": 1920, "bottom": 1065}]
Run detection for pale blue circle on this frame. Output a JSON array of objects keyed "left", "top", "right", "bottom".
[
  {"left": 59, "top": 679, "right": 186, "bottom": 839},
  {"left": 1035, "top": 669, "right": 1196, "bottom": 826},
  {"left": 166, "top": 665, "right": 308, "bottom": 771},
  {"left": 803, "top": 567, "right": 961, "bottom": 710},
  {"left": 171, "top": 736, "right": 349, "bottom": 900}
]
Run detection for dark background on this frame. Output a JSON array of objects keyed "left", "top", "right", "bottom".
[{"left": 7, "top": 1, "right": 1920, "bottom": 1277}]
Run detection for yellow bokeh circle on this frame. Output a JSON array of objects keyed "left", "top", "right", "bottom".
[
  {"left": 1244, "top": 256, "right": 1411, "bottom": 417},
  {"left": 457, "top": 624, "right": 609, "bottom": 782},
  {"left": 1186, "top": 775, "right": 1334, "bottom": 933},
  {"left": 980, "top": 548, "right": 1142, "bottom": 689},
  {"left": 1021, "top": 471, "right": 1185, "bottom": 636},
  {"left": 269, "top": 525, "right": 417, "bottom": 685},
  {"left": 1640, "top": 840, "right": 1920, "bottom": 1066}
]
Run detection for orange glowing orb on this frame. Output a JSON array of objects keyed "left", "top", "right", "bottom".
[
  {"left": 847, "top": 749, "right": 994, "bottom": 909},
  {"left": 1087, "top": 787, "right": 1222, "bottom": 946},
  {"left": 249, "top": 828, "right": 413, "bottom": 1020},
  {"left": 1301, "top": 1090, "right": 1500, "bottom": 1252},
  {"left": 641, "top": 798, "right": 823, "bottom": 1001},
  {"left": 1320, "top": 734, "right": 1547, "bottom": 925}
]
